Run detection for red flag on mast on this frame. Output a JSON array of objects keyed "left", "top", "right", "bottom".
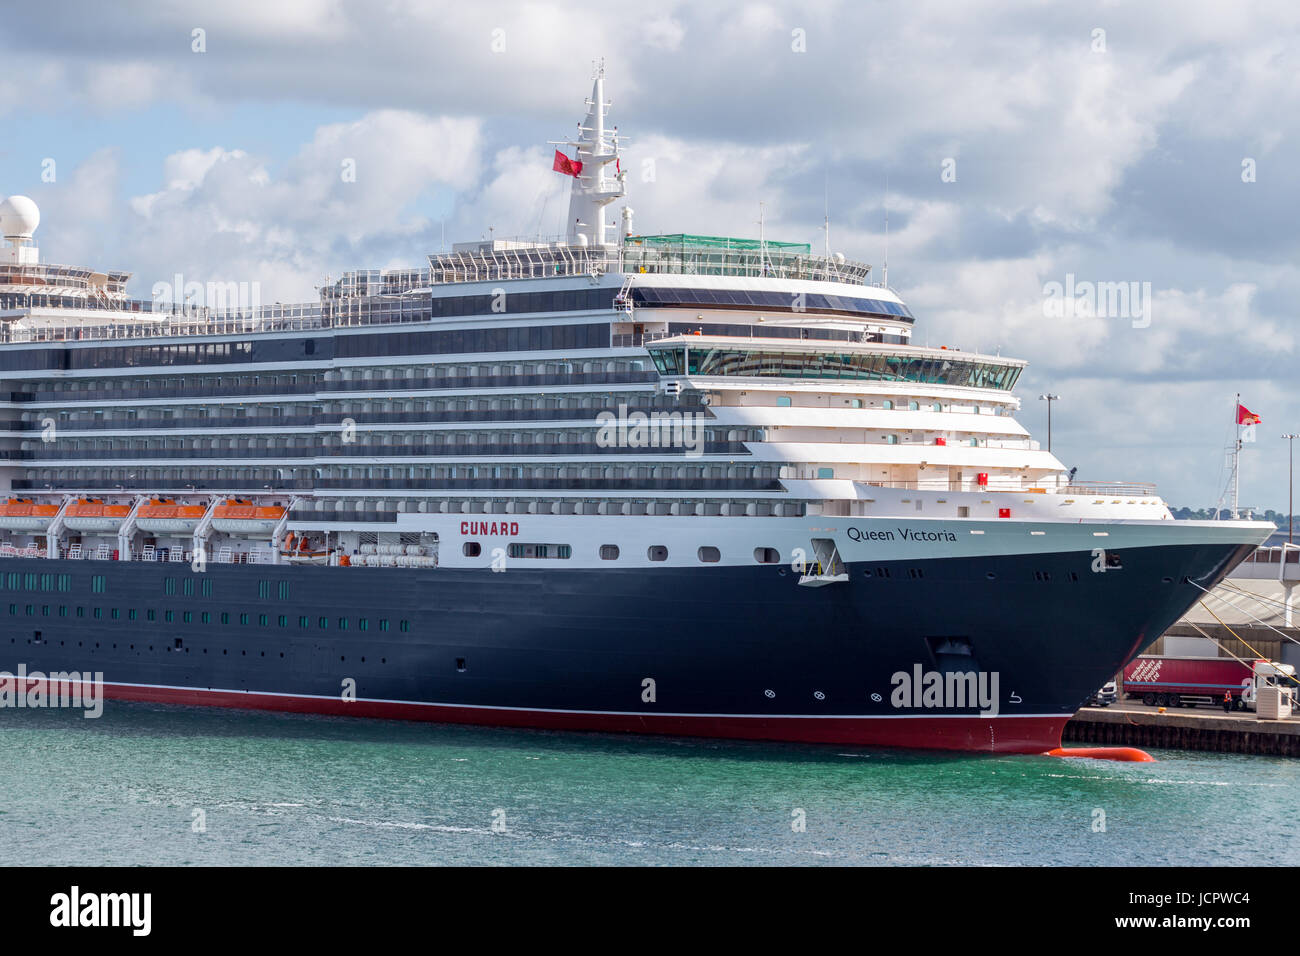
[
  {"left": 552, "top": 149, "right": 583, "bottom": 177},
  {"left": 1237, "top": 404, "right": 1262, "bottom": 425}
]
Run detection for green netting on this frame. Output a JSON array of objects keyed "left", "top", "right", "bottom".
[{"left": 625, "top": 234, "right": 811, "bottom": 253}]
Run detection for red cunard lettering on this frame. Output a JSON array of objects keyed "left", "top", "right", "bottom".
[{"left": 460, "top": 522, "right": 520, "bottom": 536}]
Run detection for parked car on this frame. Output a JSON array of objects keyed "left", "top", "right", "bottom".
[{"left": 1085, "top": 681, "right": 1117, "bottom": 707}]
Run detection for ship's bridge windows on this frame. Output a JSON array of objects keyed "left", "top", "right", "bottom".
[{"left": 647, "top": 345, "right": 1023, "bottom": 390}]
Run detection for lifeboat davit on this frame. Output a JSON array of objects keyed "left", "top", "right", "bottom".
[
  {"left": 135, "top": 499, "right": 206, "bottom": 533},
  {"left": 212, "top": 500, "right": 287, "bottom": 534},
  {"left": 0, "top": 498, "right": 59, "bottom": 530},
  {"left": 63, "top": 498, "right": 131, "bottom": 532}
]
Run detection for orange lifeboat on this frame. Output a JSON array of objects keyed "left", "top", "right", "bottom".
[
  {"left": 211, "top": 499, "right": 287, "bottom": 534},
  {"left": 135, "top": 499, "right": 207, "bottom": 533},
  {"left": 64, "top": 498, "right": 131, "bottom": 532},
  {"left": 0, "top": 498, "right": 59, "bottom": 530}
]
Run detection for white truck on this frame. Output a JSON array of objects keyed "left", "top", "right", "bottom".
[{"left": 1241, "top": 660, "right": 1298, "bottom": 712}]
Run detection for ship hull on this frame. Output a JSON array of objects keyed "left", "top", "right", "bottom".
[{"left": 0, "top": 538, "right": 1256, "bottom": 753}]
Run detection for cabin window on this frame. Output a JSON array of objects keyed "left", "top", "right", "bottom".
[
  {"left": 818, "top": 467, "right": 835, "bottom": 479},
  {"left": 698, "top": 546, "right": 721, "bottom": 563},
  {"left": 463, "top": 542, "right": 482, "bottom": 557},
  {"left": 754, "top": 547, "right": 780, "bottom": 564},
  {"left": 599, "top": 545, "right": 620, "bottom": 560},
  {"left": 506, "top": 543, "right": 572, "bottom": 559},
  {"left": 776, "top": 396, "right": 792, "bottom": 407},
  {"left": 647, "top": 546, "right": 668, "bottom": 562}
]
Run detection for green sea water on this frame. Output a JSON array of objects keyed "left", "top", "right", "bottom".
[{"left": 1, "top": 701, "right": 1297, "bottom": 866}]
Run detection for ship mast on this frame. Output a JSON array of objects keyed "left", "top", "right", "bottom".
[{"left": 555, "top": 59, "right": 626, "bottom": 248}]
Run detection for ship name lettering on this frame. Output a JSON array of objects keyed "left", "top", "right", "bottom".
[{"left": 461, "top": 521, "right": 520, "bottom": 536}]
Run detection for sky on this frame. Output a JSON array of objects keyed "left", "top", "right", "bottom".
[{"left": 1, "top": 0, "right": 1297, "bottom": 509}]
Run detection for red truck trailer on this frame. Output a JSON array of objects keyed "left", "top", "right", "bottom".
[{"left": 1122, "top": 656, "right": 1258, "bottom": 709}]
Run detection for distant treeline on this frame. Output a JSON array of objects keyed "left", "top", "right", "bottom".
[{"left": 1170, "top": 506, "right": 1292, "bottom": 526}]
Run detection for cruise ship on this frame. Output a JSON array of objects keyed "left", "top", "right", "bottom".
[{"left": 0, "top": 73, "right": 1273, "bottom": 752}]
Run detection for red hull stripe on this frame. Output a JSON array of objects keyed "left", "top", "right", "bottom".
[{"left": 44, "top": 681, "right": 1067, "bottom": 754}]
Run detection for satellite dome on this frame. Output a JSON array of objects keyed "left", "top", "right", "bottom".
[{"left": 0, "top": 195, "right": 40, "bottom": 239}]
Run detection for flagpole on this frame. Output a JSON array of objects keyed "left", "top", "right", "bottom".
[{"left": 1232, "top": 392, "right": 1241, "bottom": 519}]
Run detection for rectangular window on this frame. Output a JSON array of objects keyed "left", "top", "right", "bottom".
[
  {"left": 164, "top": 577, "right": 176, "bottom": 595},
  {"left": 165, "top": 610, "right": 175, "bottom": 622},
  {"left": 76, "top": 607, "right": 85, "bottom": 617},
  {"left": 258, "top": 580, "right": 271, "bottom": 599},
  {"left": 319, "top": 617, "right": 328, "bottom": 629},
  {"left": 201, "top": 611, "right": 211, "bottom": 623},
  {"left": 146, "top": 609, "right": 155, "bottom": 621},
  {"left": 258, "top": 614, "right": 268, "bottom": 626},
  {"left": 58, "top": 606, "right": 67, "bottom": 617},
  {"left": 299, "top": 615, "right": 310, "bottom": 628},
  {"left": 92, "top": 607, "right": 101, "bottom": 619},
  {"left": 379, "top": 619, "right": 389, "bottom": 632},
  {"left": 201, "top": 579, "right": 213, "bottom": 597},
  {"left": 399, "top": 620, "right": 409, "bottom": 632},
  {"left": 506, "top": 543, "right": 573, "bottom": 559},
  {"left": 358, "top": 618, "right": 369, "bottom": 631},
  {"left": 240, "top": 613, "right": 250, "bottom": 625},
  {"left": 338, "top": 617, "right": 349, "bottom": 630},
  {"left": 278, "top": 581, "right": 290, "bottom": 600},
  {"left": 182, "top": 578, "right": 195, "bottom": 596},
  {"left": 128, "top": 609, "right": 138, "bottom": 620},
  {"left": 57, "top": 574, "right": 71, "bottom": 591},
  {"left": 111, "top": 608, "right": 120, "bottom": 620},
  {"left": 91, "top": 575, "right": 106, "bottom": 594}
]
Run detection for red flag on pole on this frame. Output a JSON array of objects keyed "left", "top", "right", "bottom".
[
  {"left": 552, "top": 149, "right": 583, "bottom": 177},
  {"left": 1237, "top": 404, "right": 1261, "bottom": 425}
]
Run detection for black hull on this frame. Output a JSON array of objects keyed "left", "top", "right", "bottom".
[{"left": 0, "top": 539, "right": 1254, "bottom": 752}]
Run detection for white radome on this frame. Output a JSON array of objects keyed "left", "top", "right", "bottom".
[{"left": 0, "top": 195, "right": 40, "bottom": 239}]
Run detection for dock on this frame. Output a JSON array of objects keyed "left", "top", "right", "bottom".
[{"left": 1065, "top": 704, "right": 1300, "bottom": 756}]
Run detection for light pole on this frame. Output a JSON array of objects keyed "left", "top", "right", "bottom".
[
  {"left": 1038, "top": 394, "right": 1061, "bottom": 453},
  {"left": 1285, "top": 434, "right": 1299, "bottom": 545}
]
